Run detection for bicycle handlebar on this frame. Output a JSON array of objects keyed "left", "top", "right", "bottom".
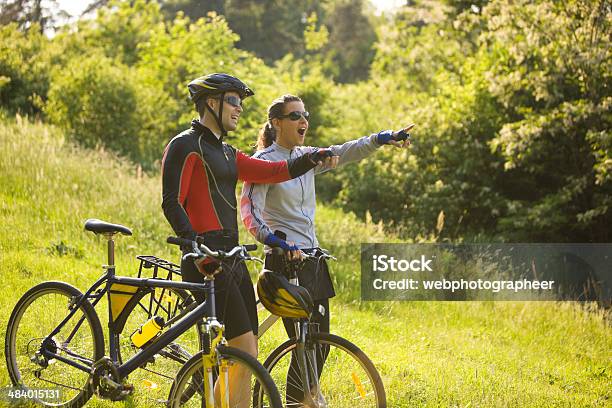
[
  {"left": 271, "top": 247, "right": 336, "bottom": 262},
  {"left": 302, "top": 249, "right": 336, "bottom": 261},
  {"left": 167, "top": 236, "right": 261, "bottom": 263}
]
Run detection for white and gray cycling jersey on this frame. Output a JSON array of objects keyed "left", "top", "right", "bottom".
[{"left": 240, "top": 134, "right": 380, "bottom": 250}]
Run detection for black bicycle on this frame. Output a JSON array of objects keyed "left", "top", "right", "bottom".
[
  {"left": 254, "top": 249, "right": 386, "bottom": 407},
  {"left": 4, "top": 219, "right": 282, "bottom": 407}
]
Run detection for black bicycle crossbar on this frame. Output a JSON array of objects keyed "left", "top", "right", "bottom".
[{"left": 112, "top": 276, "right": 210, "bottom": 292}]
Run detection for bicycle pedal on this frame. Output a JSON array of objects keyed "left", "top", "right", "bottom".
[
  {"left": 110, "top": 383, "right": 134, "bottom": 401},
  {"left": 121, "top": 383, "right": 134, "bottom": 394}
]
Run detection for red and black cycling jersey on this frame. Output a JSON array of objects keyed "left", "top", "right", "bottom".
[{"left": 161, "top": 120, "right": 317, "bottom": 240}]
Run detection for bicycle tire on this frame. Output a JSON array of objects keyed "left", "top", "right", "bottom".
[
  {"left": 168, "top": 345, "right": 283, "bottom": 408},
  {"left": 255, "top": 332, "right": 386, "bottom": 407},
  {"left": 115, "top": 287, "right": 203, "bottom": 402},
  {"left": 5, "top": 281, "right": 105, "bottom": 408}
]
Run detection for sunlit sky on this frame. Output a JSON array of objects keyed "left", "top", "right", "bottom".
[{"left": 56, "top": 0, "right": 405, "bottom": 18}]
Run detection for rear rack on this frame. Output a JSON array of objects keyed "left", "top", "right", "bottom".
[{"left": 136, "top": 255, "right": 181, "bottom": 280}]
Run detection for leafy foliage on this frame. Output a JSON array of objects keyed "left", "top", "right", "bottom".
[
  {"left": 45, "top": 55, "right": 138, "bottom": 156},
  {"left": 322, "top": 0, "right": 377, "bottom": 83},
  {"left": 483, "top": 0, "right": 611, "bottom": 241},
  {"left": 0, "top": 23, "right": 50, "bottom": 115},
  {"left": 327, "top": 0, "right": 610, "bottom": 242},
  {"left": 0, "top": 0, "right": 609, "bottom": 242}
]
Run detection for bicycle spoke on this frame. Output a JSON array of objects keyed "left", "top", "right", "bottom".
[
  {"left": 118, "top": 288, "right": 201, "bottom": 404},
  {"left": 262, "top": 333, "right": 385, "bottom": 407},
  {"left": 6, "top": 282, "right": 103, "bottom": 407},
  {"left": 168, "top": 347, "right": 281, "bottom": 408}
]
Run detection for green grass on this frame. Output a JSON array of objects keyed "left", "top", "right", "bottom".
[{"left": 0, "top": 116, "right": 610, "bottom": 407}]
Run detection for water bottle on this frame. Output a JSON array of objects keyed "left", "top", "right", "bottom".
[{"left": 131, "top": 316, "right": 165, "bottom": 348}]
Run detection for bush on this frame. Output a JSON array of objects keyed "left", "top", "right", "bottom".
[
  {"left": 0, "top": 23, "right": 50, "bottom": 116},
  {"left": 45, "top": 55, "right": 141, "bottom": 160}
]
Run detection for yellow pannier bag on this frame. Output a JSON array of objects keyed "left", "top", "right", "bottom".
[{"left": 109, "top": 283, "right": 140, "bottom": 321}]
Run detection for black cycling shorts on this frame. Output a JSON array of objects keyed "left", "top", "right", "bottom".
[{"left": 181, "top": 256, "right": 258, "bottom": 340}]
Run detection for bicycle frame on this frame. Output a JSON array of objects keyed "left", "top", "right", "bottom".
[
  {"left": 39, "top": 234, "right": 218, "bottom": 382},
  {"left": 256, "top": 249, "right": 331, "bottom": 406},
  {"left": 254, "top": 246, "right": 385, "bottom": 407}
]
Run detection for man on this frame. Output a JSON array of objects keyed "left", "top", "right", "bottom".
[{"left": 161, "top": 73, "right": 333, "bottom": 406}]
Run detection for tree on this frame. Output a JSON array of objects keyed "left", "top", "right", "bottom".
[
  {"left": 45, "top": 55, "right": 141, "bottom": 157},
  {"left": 0, "top": 0, "right": 68, "bottom": 33},
  {"left": 322, "top": 0, "right": 377, "bottom": 82},
  {"left": 0, "top": 23, "right": 51, "bottom": 115},
  {"left": 223, "top": 0, "right": 322, "bottom": 63},
  {"left": 160, "top": 0, "right": 224, "bottom": 21},
  {"left": 332, "top": 0, "right": 611, "bottom": 242},
  {"left": 484, "top": 0, "right": 611, "bottom": 241}
]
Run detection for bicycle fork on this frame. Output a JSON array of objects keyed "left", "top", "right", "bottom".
[
  {"left": 295, "top": 321, "right": 327, "bottom": 408},
  {"left": 200, "top": 318, "right": 231, "bottom": 408},
  {"left": 201, "top": 354, "right": 231, "bottom": 408},
  {"left": 200, "top": 353, "right": 216, "bottom": 408}
]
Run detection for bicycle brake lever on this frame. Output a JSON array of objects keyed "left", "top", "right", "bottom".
[{"left": 182, "top": 253, "right": 202, "bottom": 261}]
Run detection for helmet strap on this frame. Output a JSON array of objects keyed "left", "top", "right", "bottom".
[{"left": 204, "top": 92, "right": 227, "bottom": 140}]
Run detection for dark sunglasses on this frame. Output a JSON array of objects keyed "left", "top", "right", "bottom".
[
  {"left": 279, "top": 111, "right": 310, "bottom": 121},
  {"left": 218, "top": 95, "right": 243, "bottom": 108}
]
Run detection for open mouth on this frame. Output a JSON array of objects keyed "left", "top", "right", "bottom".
[
  {"left": 231, "top": 115, "right": 239, "bottom": 121},
  {"left": 297, "top": 128, "right": 306, "bottom": 136}
]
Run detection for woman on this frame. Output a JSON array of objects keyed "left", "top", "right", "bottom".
[
  {"left": 162, "top": 76, "right": 332, "bottom": 406},
  {"left": 240, "top": 94, "right": 412, "bottom": 404}
]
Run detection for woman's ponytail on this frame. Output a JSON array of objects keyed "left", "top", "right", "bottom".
[{"left": 256, "top": 122, "right": 276, "bottom": 150}]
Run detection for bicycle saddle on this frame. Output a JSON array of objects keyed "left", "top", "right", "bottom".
[{"left": 84, "top": 219, "right": 133, "bottom": 236}]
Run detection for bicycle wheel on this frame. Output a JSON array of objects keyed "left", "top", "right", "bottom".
[
  {"left": 168, "top": 345, "right": 283, "bottom": 408},
  {"left": 256, "top": 332, "right": 386, "bottom": 407},
  {"left": 5, "top": 281, "right": 105, "bottom": 407},
  {"left": 115, "top": 287, "right": 202, "bottom": 402}
]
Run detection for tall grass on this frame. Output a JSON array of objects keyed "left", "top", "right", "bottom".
[{"left": 0, "top": 116, "right": 610, "bottom": 407}]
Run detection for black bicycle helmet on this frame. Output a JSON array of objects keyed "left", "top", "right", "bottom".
[
  {"left": 188, "top": 73, "right": 254, "bottom": 104},
  {"left": 187, "top": 73, "right": 254, "bottom": 139},
  {"left": 257, "top": 270, "right": 314, "bottom": 319}
]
